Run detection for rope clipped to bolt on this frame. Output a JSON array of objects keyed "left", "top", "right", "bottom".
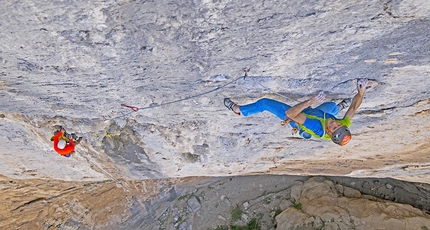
[
  {"left": 102, "top": 70, "right": 249, "bottom": 121},
  {"left": 102, "top": 68, "right": 299, "bottom": 121}
]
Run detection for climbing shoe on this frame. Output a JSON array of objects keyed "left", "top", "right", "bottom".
[
  {"left": 337, "top": 99, "right": 351, "bottom": 112},
  {"left": 71, "top": 133, "right": 78, "bottom": 140},
  {"left": 75, "top": 137, "right": 82, "bottom": 145},
  {"left": 224, "top": 98, "right": 240, "bottom": 115}
]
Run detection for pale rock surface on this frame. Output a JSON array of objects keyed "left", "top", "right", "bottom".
[
  {"left": 1, "top": 0, "right": 430, "bottom": 228},
  {"left": 187, "top": 195, "right": 201, "bottom": 213},
  {"left": 0, "top": 0, "right": 429, "bottom": 183},
  {"left": 276, "top": 178, "right": 430, "bottom": 230}
]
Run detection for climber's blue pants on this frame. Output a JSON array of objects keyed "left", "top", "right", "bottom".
[{"left": 239, "top": 98, "right": 339, "bottom": 123}]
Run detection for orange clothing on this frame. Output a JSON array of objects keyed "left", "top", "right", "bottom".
[{"left": 53, "top": 131, "right": 75, "bottom": 156}]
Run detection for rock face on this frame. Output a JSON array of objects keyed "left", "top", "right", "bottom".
[
  {"left": 0, "top": 176, "right": 175, "bottom": 229},
  {"left": 1, "top": 1, "right": 430, "bottom": 227},
  {"left": 0, "top": 0, "right": 430, "bottom": 229},
  {"left": 1, "top": 173, "right": 430, "bottom": 229},
  {"left": 276, "top": 177, "right": 430, "bottom": 230},
  {"left": 138, "top": 176, "right": 430, "bottom": 230}
]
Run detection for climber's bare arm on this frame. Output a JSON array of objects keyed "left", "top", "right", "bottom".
[
  {"left": 286, "top": 92, "right": 326, "bottom": 125},
  {"left": 345, "top": 78, "right": 368, "bottom": 119}
]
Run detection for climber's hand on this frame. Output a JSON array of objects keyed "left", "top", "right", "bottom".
[
  {"left": 309, "top": 91, "right": 326, "bottom": 105},
  {"left": 357, "top": 78, "right": 369, "bottom": 95}
]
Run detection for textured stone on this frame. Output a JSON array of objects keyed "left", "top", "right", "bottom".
[
  {"left": 242, "top": 201, "right": 249, "bottom": 210},
  {"left": 334, "top": 184, "right": 344, "bottom": 194},
  {"left": 276, "top": 178, "right": 430, "bottom": 230},
  {"left": 1, "top": 1, "right": 430, "bottom": 228},
  {"left": 0, "top": 0, "right": 429, "bottom": 184},
  {"left": 279, "top": 199, "right": 294, "bottom": 211},
  {"left": 179, "top": 221, "right": 189, "bottom": 230},
  {"left": 290, "top": 181, "right": 304, "bottom": 203},
  {"left": 241, "top": 213, "right": 249, "bottom": 222},
  {"left": 343, "top": 187, "right": 362, "bottom": 198},
  {"left": 217, "top": 215, "right": 226, "bottom": 221},
  {"left": 187, "top": 196, "right": 201, "bottom": 213}
]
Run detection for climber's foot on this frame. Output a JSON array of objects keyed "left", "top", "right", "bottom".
[{"left": 224, "top": 98, "right": 240, "bottom": 115}]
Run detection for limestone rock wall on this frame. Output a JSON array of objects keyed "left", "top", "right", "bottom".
[
  {"left": 141, "top": 176, "right": 430, "bottom": 230},
  {"left": 276, "top": 178, "right": 430, "bottom": 230},
  {"left": 0, "top": 0, "right": 430, "bottom": 182}
]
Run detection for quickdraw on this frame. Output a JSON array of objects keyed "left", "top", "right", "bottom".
[
  {"left": 280, "top": 119, "right": 299, "bottom": 135},
  {"left": 121, "top": 104, "right": 139, "bottom": 112},
  {"left": 280, "top": 119, "right": 291, "bottom": 126},
  {"left": 243, "top": 67, "right": 250, "bottom": 78}
]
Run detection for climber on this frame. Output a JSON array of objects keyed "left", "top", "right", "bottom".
[
  {"left": 50, "top": 126, "right": 82, "bottom": 157},
  {"left": 224, "top": 78, "right": 369, "bottom": 146}
]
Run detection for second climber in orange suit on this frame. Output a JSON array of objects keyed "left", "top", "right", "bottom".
[{"left": 51, "top": 127, "right": 81, "bottom": 157}]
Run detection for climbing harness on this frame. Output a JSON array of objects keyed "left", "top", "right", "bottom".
[{"left": 281, "top": 111, "right": 327, "bottom": 140}]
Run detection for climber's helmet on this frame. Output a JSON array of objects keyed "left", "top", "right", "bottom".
[
  {"left": 57, "top": 140, "right": 67, "bottom": 149},
  {"left": 330, "top": 126, "right": 351, "bottom": 146}
]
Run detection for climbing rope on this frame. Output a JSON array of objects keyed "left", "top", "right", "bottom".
[
  {"left": 103, "top": 70, "right": 248, "bottom": 121},
  {"left": 102, "top": 68, "right": 299, "bottom": 121},
  {"left": 73, "top": 120, "right": 84, "bottom": 134}
]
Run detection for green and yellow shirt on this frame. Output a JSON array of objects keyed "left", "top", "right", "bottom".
[{"left": 298, "top": 109, "right": 351, "bottom": 140}]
